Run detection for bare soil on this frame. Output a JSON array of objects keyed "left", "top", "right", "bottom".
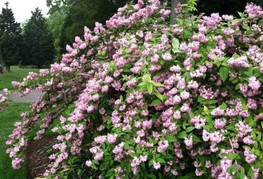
[{"left": 26, "top": 137, "right": 57, "bottom": 179}]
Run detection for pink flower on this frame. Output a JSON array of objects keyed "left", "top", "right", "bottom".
[
  {"left": 85, "top": 160, "right": 92, "bottom": 167},
  {"left": 184, "top": 136, "right": 193, "bottom": 149},
  {"left": 153, "top": 161, "right": 161, "bottom": 169},
  {"left": 162, "top": 53, "right": 172, "bottom": 61},
  {"left": 191, "top": 115, "right": 206, "bottom": 129},
  {"left": 173, "top": 110, "right": 181, "bottom": 120},
  {"left": 214, "top": 118, "right": 226, "bottom": 129},
  {"left": 180, "top": 91, "right": 190, "bottom": 100},
  {"left": 222, "top": 15, "right": 233, "bottom": 21},
  {"left": 195, "top": 169, "right": 203, "bottom": 176},
  {"left": 244, "top": 148, "right": 257, "bottom": 163},
  {"left": 12, "top": 158, "right": 22, "bottom": 169},
  {"left": 243, "top": 135, "right": 254, "bottom": 145},
  {"left": 94, "top": 135, "right": 107, "bottom": 144},
  {"left": 248, "top": 76, "right": 261, "bottom": 91},
  {"left": 157, "top": 140, "right": 169, "bottom": 153},
  {"left": 107, "top": 133, "right": 117, "bottom": 144},
  {"left": 228, "top": 56, "right": 250, "bottom": 68},
  {"left": 94, "top": 152, "right": 104, "bottom": 160},
  {"left": 245, "top": 3, "right": 263, "bottom": 18}
]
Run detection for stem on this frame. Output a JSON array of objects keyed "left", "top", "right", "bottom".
[{"left": 170, "top": 0, "right": 182, "bottom": 25}]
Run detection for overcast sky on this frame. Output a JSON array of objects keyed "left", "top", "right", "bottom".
[{"left": 0, "top": 0, "right": 49, "bottom": 23}]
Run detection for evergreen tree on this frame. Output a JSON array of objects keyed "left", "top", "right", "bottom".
[
  {"left": 22, "top": 8, "right": 54, "bottom": 68},
  {"left": 0, "top": 2, "right": 22, "bottom": 72}
]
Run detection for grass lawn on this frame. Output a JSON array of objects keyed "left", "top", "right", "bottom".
[
  {"left": 0, "top": 103, "right": 29, "bottom": 179},
  {"left": 0, "top": 66, "right": 39, "bottom": 90}
]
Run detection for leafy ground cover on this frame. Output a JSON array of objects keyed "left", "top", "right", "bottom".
[
  {"left": 0, "top": 66, "right": 39, "bottom": 90},
  {"left": 0, "top": 103, "right": 29, "bottom": 179}
]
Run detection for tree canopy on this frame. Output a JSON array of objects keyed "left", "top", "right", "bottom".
[
  {"left": 0, "top": 2, "right": 22, "bottom": 71},
  {"left": 22, "top": 8, "right": 54, "bottom": 68}
]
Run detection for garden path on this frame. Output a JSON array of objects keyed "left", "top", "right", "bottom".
[{"left": 9, "top": 90, "right": 42, "bottom": 103}]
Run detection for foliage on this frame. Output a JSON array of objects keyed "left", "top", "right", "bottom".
[
  {"left": 46, "top": 10, "right": 68, "bottom": 60},
  {"left": 196, "top": 0, "right": 263, "bottom": 16},
  {"left": 0, "top": 2, "right": 22, "bottom": 70},
  {"left": 46, "top": 0, "right": 72, "bottom": 60},
  {"left": 5, "top": 0, "right": 263, "bottom": 178},
  {"left": 59, "top": 0, "right": 122, "bottom": 54},
  {"left": 22, "top": 8, "right": 54, "bottom": 68}
]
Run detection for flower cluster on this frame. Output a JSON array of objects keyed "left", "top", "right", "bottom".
[
  {"left": 5, "top": 0, "right": 263, "bottom": 178},
  {"left": 0, "top": 88, "right": 10, "bottom": 111}
]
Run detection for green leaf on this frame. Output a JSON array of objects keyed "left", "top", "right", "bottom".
[
  {"left": 227, "top": 153, "right": 238, "bottom": 160},
  {"left": 198, "top": 96, "right": 206, "bottom": 103},
  {"left": 247, "top": 167, "right": 255, "bottom": 178},
  {"left": 166, "top": 135, "right": 177, "bottom": 142},
  {"left": 242, "top": 103, "right": 248, "bottom": 110},
  {"left": 139, "top": 85, "right": 148, "bottom": 91},
  {"left": 172, "top": 38, "right": 180, "bottom": 49},
  {"left": 149, "top": 159, "right": 154, "bottom": 166},
  {"left": 148, "top": 174, "right": 156, "bottom": 179},
  {"left": 143, "top": 74, "right": 151, "bottom": 82},
  {"left": 186, "top": 127, "right": 195, "bottom": 132},
  {"left": 219, "top": 67, "right": 229, "bottom": 82},
  {"left": 152, "top": 82, "right": 164, "bottom": 87},
  {"left": 219, "top": 103, "right": 227, "bottom": 110},
  {"left": 151, "top": 99, "right": 161, "bottom": 106},
  {"left": 244, "top": 68, "right": 253, "bottom": 76},
  {"left": 138, "top": 82, "right": 147, "bottom": 86},
  {"left": 237, "top": 167, "right": 246, "bottom": 179},
  {"left": 192, "top": 134, "right": 201, "bottom": 142},
  {"left": 157, "top": 158, "right": 165, "bottom": 164},
  {"left": 172, "top": 38, "right": 180, "bottom": 53},
  {"left": 253, "top": 67, "right": 261, "bottom": 77},
  {"left": 203, "top": 106, "right": 209, "bottom": 113},
  {"left": 147, "top": 84, "right": 153, "bottom": 94},
  {"left": 183, "top": 72, "right": 191, "bottom": 83},
  {"left": 155, "top": 92, "right": 164, "bottom": 101},
  {"left": 227, "top": 164, "right": 238, "bottom": 173},
  {"left": 177, "top": 131, "right": 187, "bottom": 139}
]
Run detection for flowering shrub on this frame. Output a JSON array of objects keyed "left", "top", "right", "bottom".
[
  {"left": 0, "top": 88, "right": 10, "bottom": 111},
  {"left": 6, "top": 0, "right": 263, "bottom": 178}
]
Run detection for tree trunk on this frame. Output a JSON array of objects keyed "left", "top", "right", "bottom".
[
  {"left": 0, "top": 44, "right": 8, "bottom": 73},
  {"left": 170, "top": 0, "right": 182, "bottom": 25}
]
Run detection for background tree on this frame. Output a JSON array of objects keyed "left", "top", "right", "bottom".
[
  {"left": 22, "top": 8, "right": 54, "bottom": 68},
  {"left": 0, "top": 2, "right": 22, "bottom": 72},
  {"left": 46, "top": 0, "right": 131, "bottom": 56},
  {"left": 196, "top": 0, "right": 263, "bottom": 15},
  {"left": 46, "top": 0, "right": 73, "bottom": 60},
  {"left": 59, "top": 0, "right": 124, "bottom": 54}
]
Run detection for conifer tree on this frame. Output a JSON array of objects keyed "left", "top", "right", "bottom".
[
  {"left": 22, "top": 8, "right": 54, "bottom": 68},
  {"left": 0, "top": 2, "right": 22, "bottom": 72}
]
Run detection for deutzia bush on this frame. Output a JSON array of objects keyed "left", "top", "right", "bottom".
[{"left": 6, "top": 0, "right": 263, "bottom": 178}]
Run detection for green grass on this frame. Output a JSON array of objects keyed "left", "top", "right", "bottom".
[
  {"left": 0, "top": 66, "right": 39, "bottom": 90},
  {"left": 0, "top": 103, "right": 29, "bottom": 179}
]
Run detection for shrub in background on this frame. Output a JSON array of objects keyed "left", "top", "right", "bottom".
[{"left": 5, "top": 0, "right": 263, "bottom": 178}]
